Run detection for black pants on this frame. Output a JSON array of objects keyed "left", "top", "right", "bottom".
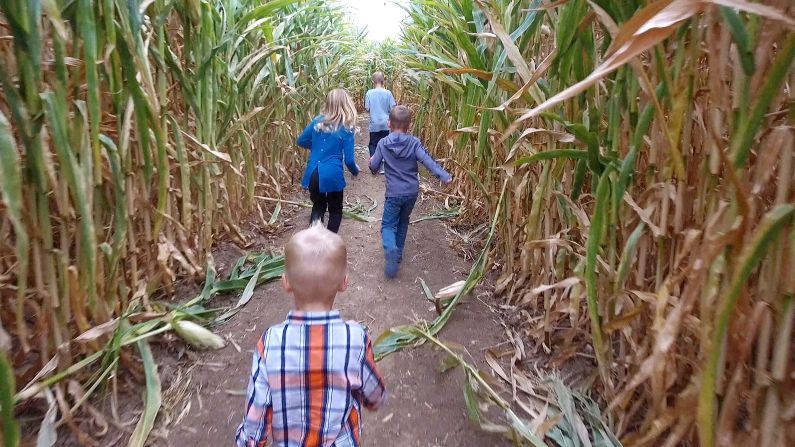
[
  {"left": 309, "top": 169, "right": 343, "bottom": 233},
  {"left": 369, "top": 130, "right": 389, "bottom": 157}
]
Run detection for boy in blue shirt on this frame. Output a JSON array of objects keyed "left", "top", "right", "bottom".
[
  {"left": 364, "top": 72, "right": 396, "bottom": 172},
  {"left": 368, "top": 106, "right": 452, "bottom": 278}
]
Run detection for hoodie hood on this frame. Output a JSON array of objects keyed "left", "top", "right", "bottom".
[{"left": 381, "top": 132, "right": 421, "bottom": 159}]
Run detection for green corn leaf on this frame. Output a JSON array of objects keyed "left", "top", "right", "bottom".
[
  {"left": 720, "top": 7, "right": 755, "bottom": 76},
  {"left": 571, "top": 159, "right": 588, "bottom": 201},
  {"left": 699, "top": 204, "right": 795, "bottom": 446},
  {"left": 128, "top": 340, "right": 162, "bottom": 447},
  {"left": 733, "top": 35, "right": 795, "bottom": 168},
  {"left": 77, "top": 0, "right": 101, "bottom": 183},
  {"left": 42, "top": 93, "right": 98, "bottom": 311},
  {"left": 616, "top": 223, "right": 646, "bottom": 291},
  {"left": 566, "top": 123, "right": 603, "bottom": 175},
  {"left": 585, "top": 170, "right": 611, "bottom": 384},
  {"left": 0, "top": 110, "right": 29, "bottom": 348},
  {"left": 240, "top": 0, "right": 307, "bottom": 26},
  {"left": 0, "top": 349, "right": 19, "bottom": 447}
]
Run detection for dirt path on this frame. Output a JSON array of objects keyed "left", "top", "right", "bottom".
[{"left": 164, "top": 117, "right": 506, "bottom": 446}]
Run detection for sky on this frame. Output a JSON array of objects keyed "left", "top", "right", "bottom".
[{"left": 337, "top": 0, "right": 410, "bottom": 42}]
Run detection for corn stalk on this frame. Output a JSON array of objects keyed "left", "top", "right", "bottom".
[
  {"left": 0, "top": 0, "right": 359, "bottom": 442},
  {"left": 396, "top": 0, "right": 795, "bottom": 444}
]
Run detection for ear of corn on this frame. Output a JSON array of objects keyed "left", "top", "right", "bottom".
[{"left": 170, "top": 319, "right": 226, "bottom": 350}]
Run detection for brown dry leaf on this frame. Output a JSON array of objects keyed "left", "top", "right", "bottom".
[
  {"left": 180, "top": 130, "right": 239, "bottom": 170},
  {"left": 75, "top": 318, "right": 120, "bottom": 343},
  {"left": 704, "top": 0, "right": 795, "bottom": 29},
  {"left": 603, "top": 307, "right": 643, "bottom": 334},
  {"left": 491, "top": 49, "right": 556, "bottom": 112},
  {"left": 507, "top": 128, "right": 577, "bottom": 160},
  {"left": 535, "top": 413, "right": 564, "bottom": 440},
  {"left": 623, "top": 194, "right": 663, "bottom": 237},
  {"left": 494, "top": 272, "right": 514, "bottom": 296},
  {"left": 529, "top": 277, "right": 581, "bottom": 297},
  {"left": 436, "top": 68, "right": 520, "bottom": 93},
  {"left": 503, "top": 0, "right": 702, "bottom": 138},
  {"left": 485, "top": 351, "right": 512, "bottom": 388}
]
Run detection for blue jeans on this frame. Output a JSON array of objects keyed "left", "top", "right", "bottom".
[
  {"left": 369, "top": 131, "right": 389, "bottom": 157},
  {"left": 381, "top": 195, "right": 418, "bottom": 258}
]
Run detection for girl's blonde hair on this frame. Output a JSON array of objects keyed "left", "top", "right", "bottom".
[{"left": 316, "top": 88, "right": 357, "bottom": 133}]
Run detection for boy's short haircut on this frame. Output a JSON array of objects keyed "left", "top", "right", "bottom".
[
  {"left": 389, "top": 105, "right": 412, "bottom": 131},
  {"left": 285, "top": 223, "right": 347, "bottom": 297},
  {"left": 372, "top": 72, "right": 385, "bottom": 85}
]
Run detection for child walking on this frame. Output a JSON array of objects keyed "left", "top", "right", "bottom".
[
  {"left": 364, "top": 72, "right": 396, "bottom": 165},
  {"left": 235, "top": 223, "right": 387, "bottom": 447},
  {"left": 368, "top": 106, "right": 452, "bottom": 278},
  {"left": 297, "top": 88, "right": 360, "bottom": 233}
]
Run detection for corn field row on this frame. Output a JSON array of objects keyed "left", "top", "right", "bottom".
[
  {"left": 0, "top": 0, "right": 371, "bottom": 443},
  {"left": 393, "top": 0, "right": 794, "bottom": 445}
]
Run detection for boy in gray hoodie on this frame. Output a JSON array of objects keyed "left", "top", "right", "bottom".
[{"left": 368, "top": 106, "right": 452, "bottom": 278}]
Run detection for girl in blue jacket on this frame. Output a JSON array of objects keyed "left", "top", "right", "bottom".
[{"left": 297, "top": 89, "right": 360, "bottom": 233}]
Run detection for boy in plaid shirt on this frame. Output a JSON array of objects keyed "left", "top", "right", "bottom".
[{"left": 235, "top": 223, "right": 387, "bottom": 447}]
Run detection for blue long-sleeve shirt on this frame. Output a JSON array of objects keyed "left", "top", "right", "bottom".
[
  {"left": 368, "top": 132, "right": 451, "bottom": 198},
  {"left": 364, "top": 88, "right": 396, "bottom": 132},
  {"left": 297, "top": 116, "right": 359, "bottom": 193}
]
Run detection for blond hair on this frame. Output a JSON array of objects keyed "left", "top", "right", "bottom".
[
  {"left": 372, "top": 72, "right": 385, "bottom": 85},
  {"left": 316, "top": 88, "right": 357, "bottom": 133},
  {"left": 284, "top": 222, "right": 347, "bottom": 301}
]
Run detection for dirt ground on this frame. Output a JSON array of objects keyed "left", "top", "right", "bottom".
[{"left": 161, "top": 117, "right": 508, "bottom": 446}]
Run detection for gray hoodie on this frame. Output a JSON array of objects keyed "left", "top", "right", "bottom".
[{"left": 369, "top": 132, "right": 452, "bottom": 198}]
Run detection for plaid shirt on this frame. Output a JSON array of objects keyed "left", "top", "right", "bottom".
[{"left": 235, "top": 311, "right": 387, "bottom": 447}]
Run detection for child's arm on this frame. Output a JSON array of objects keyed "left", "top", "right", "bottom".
[
  {"left": 343, "top": 130, "right": 359, "bottom": 176},
  {"left": 235, "top": 334, "right": 273, "bottom": 447},
  {"left": 368, "top": 142, "right": 383, "bottom": 174},
  {"left": 388, "top": 91, "right": 396, "bottom": 111},
  {"left": 356, "top": 333, "right": 387, "bottom": 410},
  {"left": 296, "top": 120, "right": 315, "bottom": 149},
  {"left": 415, "top": 142, "right": 452, "bottom": 183},
  {"left": 364, "top": 91, "right": 371, "bottom": 112}
]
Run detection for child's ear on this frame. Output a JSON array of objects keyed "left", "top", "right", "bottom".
[
  {"left": 338, "top": 274, "right": 349, "bottom": 293},
  {"left": 282, "top": 275, "right": 293, "bottom": 293}
]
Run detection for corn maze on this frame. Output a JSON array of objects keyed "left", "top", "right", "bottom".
[{"left": 1, "top": 0, "right": 794, "bottom": 446}]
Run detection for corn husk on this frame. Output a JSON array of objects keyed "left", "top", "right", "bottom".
[
  {"left": 171, "top": 320, "right": 225, "bottom": 351},
  {"left": 435, "top": 281, "right": 466, "bottom": 300}
]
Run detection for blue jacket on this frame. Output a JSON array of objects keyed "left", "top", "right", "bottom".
[
  {"left": 368, "top": 132, "right": 451, "bottom": 198},
  {"left": 297, "top": 116, "right": 359, "bottom": 193}
]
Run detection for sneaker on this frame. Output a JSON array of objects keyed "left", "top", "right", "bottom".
[{"left": 385, "top": 250, "right": 399, "bottom": 279}]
